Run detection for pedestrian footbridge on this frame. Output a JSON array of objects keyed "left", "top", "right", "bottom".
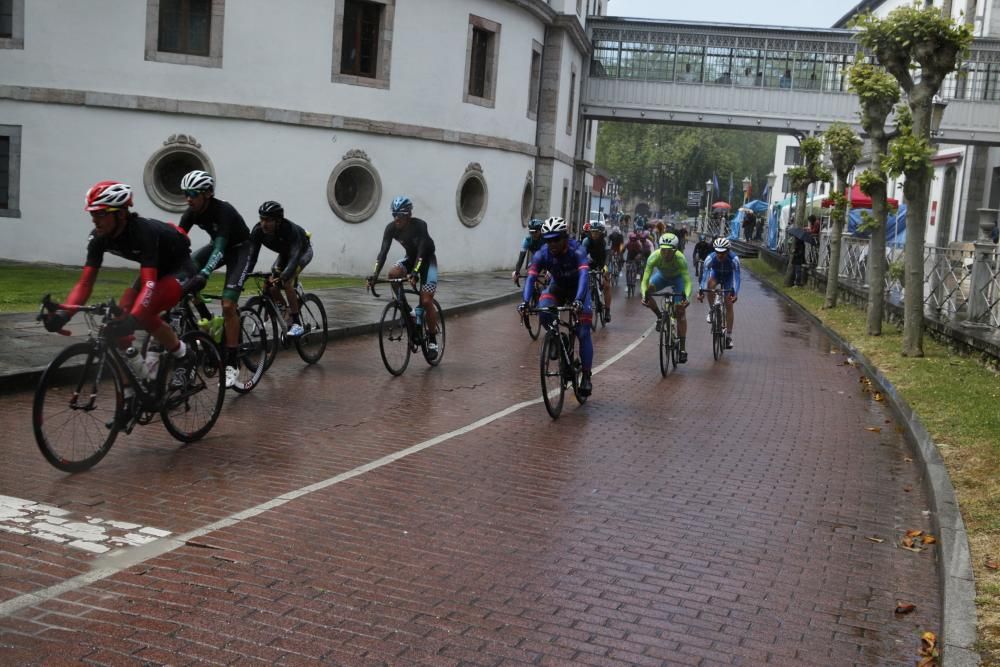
[{"left": 584, "top": 17, "right": 1000, "bottom": 145}]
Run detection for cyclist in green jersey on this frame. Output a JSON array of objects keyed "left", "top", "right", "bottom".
[{"left": 641, "top": 233, "right": 692, "bottom": 363}]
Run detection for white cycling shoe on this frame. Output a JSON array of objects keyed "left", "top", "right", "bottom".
[{"left": 287, "top": 323, "right": 305, "bottom": 337}]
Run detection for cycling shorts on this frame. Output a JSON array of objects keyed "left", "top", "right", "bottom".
[
  {"left": 647, "top": 271, "right": 687, "bottom": 303},
  {"left": 704, "top": 269, "right": 736, "bottom": 293},
  {"left": 395, "top": 255, "right": 438, "bottom": 293},
  {"left": 193, "top": 240, "right": 254, "bottom": 301},
  {"left": 274, "top": 245, "right": 314, "bottom": 281}
]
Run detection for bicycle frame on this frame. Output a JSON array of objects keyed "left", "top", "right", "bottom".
[{"left": 370, "top": 278, "right": 421, "bottom": 348}]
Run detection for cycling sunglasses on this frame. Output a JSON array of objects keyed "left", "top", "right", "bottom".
[{"left": 183, "top": 189, "right": 204, "bottom": 198}]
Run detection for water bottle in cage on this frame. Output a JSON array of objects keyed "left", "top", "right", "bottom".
[
  {"left": 124, "top": 346, "right": 149, "bottom": 382},
  {"left": 414, "top": 306, "right": 424, "bottom": 326}
]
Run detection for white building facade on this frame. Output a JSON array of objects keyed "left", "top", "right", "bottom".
[{"left": 0, "top": 0, "right": 606, "bottom": 273}]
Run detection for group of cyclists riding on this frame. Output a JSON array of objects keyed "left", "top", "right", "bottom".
[{"left": 513, "top": 213, "right": 742, "bottom": 394}]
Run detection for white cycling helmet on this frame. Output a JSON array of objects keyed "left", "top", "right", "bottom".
[
  {"left": 713, "top": 237, "right": 732, "bottom": 252},
  {"left": 85, "top": 180, "right": 133, "bottom": 212},
  {"left": 181, "top": 170, "right": 214, "bottom": 192},
  {"left": 541, "top": 216, "right": 568, "bottom": 239},
  {"left": 658, "top": 232, "right": 679, "bottom": 249}
]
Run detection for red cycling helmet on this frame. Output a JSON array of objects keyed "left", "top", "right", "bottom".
[{"left": 85, "top": 180, "right": 133, "bottom": 212}]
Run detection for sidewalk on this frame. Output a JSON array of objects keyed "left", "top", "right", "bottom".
[{"left": 0, "top": 271, "right": 520, "bottom": 391}]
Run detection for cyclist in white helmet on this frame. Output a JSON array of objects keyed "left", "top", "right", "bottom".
[{"left": 698, "top": 237, "right": 741, "bottom": 350}]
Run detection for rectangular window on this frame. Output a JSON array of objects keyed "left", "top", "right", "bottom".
[
  {"left": 464, "top": 15, "right": 501, "bottom": 107},
  {"left": 561, "top": 181, "right": 569, "bottom": 219},
  {"left": 781, "top": 174, "right": 791, "bottom": 194},
  {"left": 157, "top": 0, "right": 211, "bottom": 56},
  {"left": 0, "top": 124, "right": 21, "bottom": 218},
  {"left": 0, "top": 0, "right": 23, "bottom": 49},
  {"left": 784, "top": 146, "right": 801, "bottom": 165},
  {"left": 145, "top": 0, "right": 223, "bottom": 68},
  {"left": 586, "top": 120, "right": 593, "bottom": 148},
  {"left": 0, "top": 0, "right": 12, "bottom": 39},
  {"left": 527, "top": 42, "right": 542, "bottom": 119},
  {"left": 577, "top": 0, "right": 583, "bottom": 15},
  {"left": 566, "top": 69, "right": 577, "bottom": 134},
  {"left": 341, "top": 0, "right": 381, "bottom": 78}
]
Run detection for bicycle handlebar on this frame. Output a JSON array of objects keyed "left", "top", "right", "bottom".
[{"left": 366, "top": 277, "right": 419, "bottom": 300}]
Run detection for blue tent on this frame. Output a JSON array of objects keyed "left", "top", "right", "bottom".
[
  {"left": 767, "top": 208, "right": 780, "bottom": 250},
  {"left": 728, "top": 208, "right": 744, "bottom": 240},
  {"left": 847, "top": 204, "right": 907, "bottom": 247},
  {"left": 744, "top": 199, "right": 769, "bottom": 213}
]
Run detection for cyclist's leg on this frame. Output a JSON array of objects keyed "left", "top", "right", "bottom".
[
  {"left": 190, "top": 244, "right": 215, "bottom": 320},
  {"left": 644, "top": 270, "right": 668, "bottom": 318},
  {"left": 575, "top": 288, "right": 594, "bottom": 394},
  {"left": 283, "top": 247, "right": 313, "bottom": 329},
  {"left": 704, "top": 275, "right": 719, "bottom": 322},
  {"left": 418, "top": 257, "right": 439, "bottom": 336},
  {"left": 601, "top": 268, "right": 611, "bottom": 318},
  {"left": 221, "top": 242, "right": 253, "bottom": 367}
]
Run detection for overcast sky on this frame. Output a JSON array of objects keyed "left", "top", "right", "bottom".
[{"left": 606, "top": 0, "right": 864, "bottom": 29}]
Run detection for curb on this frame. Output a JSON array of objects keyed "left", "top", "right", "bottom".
[
  {"left": 749, "top": 269, "right": 981, "bottom": 667},
  {"left": 0, "top": 290, "right": 522, "bottom": 394}
]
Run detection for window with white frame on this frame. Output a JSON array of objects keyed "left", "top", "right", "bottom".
[
  {"left": 464, "top": 15, "right": 501, "bottom": 108},
  {"left": 0, "top": 125, "right": 21, "bottom": 218},
  {"left": 332, "top": 0, "right": 394, "bottom": 89},
  {"left": 566, "top": 66, "right": 577, "bottom": 134},
  {"left": 784, "top": 145, "right": 801, "bottom": 165},
  {"left": 527, "top": 40, "right": 543, "bottom": 119},
  {"left": 0, "top": 0, "right": 24, "bottom": 49},
  {"left": 145, "top": 0, "right": 224, "bottom": 68}
]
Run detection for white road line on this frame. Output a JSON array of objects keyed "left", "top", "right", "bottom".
[{"left": 0, "top": 323, "right": 654, "bottom": 619}]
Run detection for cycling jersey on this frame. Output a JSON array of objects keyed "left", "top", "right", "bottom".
[
  {"left": 701, "top": 252, "right": 742, "bottom": 294},
  {"left": 179, "top": 198, "right": 250, "bottom": 248},
  {"left": 514, "top": 234, "right": 544, "bottom": 273},
  {"left": 641, "top": 250, "right": 692, "bottom": 299},
  {"left": 84, "top": 215, "right": 191, "bottom": 274},
  {"left": 248, "top": 218, "right": 312, "bottom": 283},
  {"left": 582, "top": 236, "right": 608, "bottom": 270},
  {"left": 374, "top": 217, "right": 436, "bottom": 277}
]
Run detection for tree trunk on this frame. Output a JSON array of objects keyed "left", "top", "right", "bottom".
[
  {"left": 784, "top": 187, "right": 809, "bottom": 286},
  {"left": 902, "top": 170, "right": 928, "bottom": 356},
  {"left": 866, "top": 179, "right": 889, "bottom": 334},
  {"left": 824, "top": 174, "right": 850, "bottom": 308}
]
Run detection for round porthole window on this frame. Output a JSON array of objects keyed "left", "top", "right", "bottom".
[
  {"left": 456, "top": 163, "right": 488, "bottom": 228},
  {"left": 520, "top": 172, "right": 534, "bottom": 227},
  {"left": 143, "top": 135, "right": 214, "bottom": 213},
  {"left": 327, "top": 150, "right": 381, "bottom": 223}
]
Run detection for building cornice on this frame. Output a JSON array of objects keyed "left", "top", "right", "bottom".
[
  {"left": 0, "top": 85, "right": 539, "bottom": 158},
  {"left": 503, "top": 0, "right": 556, "bottom": 24},
  {"left": 554, "top": 15, "right": 592, "bottom": 55}
]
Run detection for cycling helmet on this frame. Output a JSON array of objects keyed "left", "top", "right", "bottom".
[
  {"left": 258, "top": 200, "right": 284, "bottom": 219},
  {"left": 590, "top": 220, "right": 606, "bottom": 233},
  {"left": 85, "top": 180, "right": 133, "bottom": 212},
  {"left": 713, "top": 237, "right": 732, "bottom": 252},
  {"left": 391, "top": 196, "right": 413, "bottom": 216},
  {"left": 658, "top": 233, "right": 679, "bottom": 249},
  {"left": 541, "top": 216, "right": 568, "bottom": 239},
  {"left": 527, "top": 218, "right": 543, "bottom": 232},
  {"left": 583, "top": 222, "right": 591, "bottom": 233},
  {"left": 180, "top": 170, "right": 214, "bottom": 192}
]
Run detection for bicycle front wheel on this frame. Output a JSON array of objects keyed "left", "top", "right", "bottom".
[
  {"left": 590, "top": 288, "right": 600, "bottom": 331},
  {"left": 33, "top": 343, "right": 122, "bottom": 473},
  {"left": 231, "top": 307, "right": 268, "bottom": 394},
  {"left": 711, "top": 307, "right": 725, "bottom": 360},
  {"left": 540, "top": 331, "right": 565, "bottom": 419},
  {"left": 378, "top": 301, "right": 411, "bottom": 376},
  {"left": 245, "top": 295, "right": 280, "bottom": 370},
  {"left": 421, "top": 298, "right": 445, "bottom": 366},
  {"left": 523, "top": 294, "right": 541, "bottom": 340},
  {"left": 659, "top": 314, "right": 672, "bottom": 378},
  {"left": 161, "top": 331, "right": 225, "bottom": 442},
  {"left": 294, "top": 293, "right": 328, "bottom": 364}
]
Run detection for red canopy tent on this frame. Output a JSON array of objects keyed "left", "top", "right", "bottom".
[{"left": 821, "top": 183, "right": 899, "bottom": 209}]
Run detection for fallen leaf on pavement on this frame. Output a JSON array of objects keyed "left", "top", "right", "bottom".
[
  {"left": 873, "top": 392, "right": 884, "bottom": 401},
  {"left": 895, "top": 601, "right": 916, "bottom": 615},
  {"left": 865, "top": 427, "right": 882, "bottom": 433},
  {"left": 904, "top": 457, "right": 913, "bottom": 463},
  {"left": 906, "top": 529, "right": 925, "bottom": 538},
  {"left": 903, "top": 485, "right": 912, "bottom": 492},
  {"left": 918, "top": 631, "right": 939, "bottom": 663},
  {"left": 865, "top": 536, "right": 885, "bottom": 543},
  {"left": 922, "top": 535, "right": 937, "bottom": 545},
  {"left": 985, "top": 559, "right": 1000, "bottom": 570}
]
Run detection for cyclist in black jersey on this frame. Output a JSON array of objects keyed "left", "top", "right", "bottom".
[
  {"left": 365, "top": 196, "right": 440, "bottom": 360},
  {"left": 512, "top": 218, "right": 544, "bottom": 284},
  {"left": 248, "top": 201, "right": 314, "bottom": 337},
  {"left": 41, "top": 181, "right": 197, "bottom": 417},
  {"left": 582, "top": 221, "right": 612, "bottom": 323},
  {"left": 178, "top": 170, "right": 252, "bottom": 388}
]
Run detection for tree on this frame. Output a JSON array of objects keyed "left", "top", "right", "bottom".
[
  {"left": 852, "top": 5, "right": 973, "bottom": 356},
  {"left": 848, "top": 63, "right": 900, "bottom": 335},
  {"left": 784, "top": 136, "right": 830, "bottom": 287},
  {"left": 822, "top": 124, "right": 863, "bottom": 308}
]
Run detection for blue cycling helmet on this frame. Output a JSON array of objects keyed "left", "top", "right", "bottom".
[
  {"left": 391, "top": 196, "right": 413, "bottom": 216},
  {"left": 527, "top": 218, "right": 543, "bottom": 232}
]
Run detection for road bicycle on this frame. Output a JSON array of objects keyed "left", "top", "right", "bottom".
[
  {"left": 156, "top": 289, "right": 268, "bottom": 394},
  {"left": 514, "top": 271, "right": 545, "bottom": 340},
  {"left": 702, "top": 288, "right": 734, "bottom": 360},
  {"left": 530, "top": 305, "right": 587, "bottom": 419},
  {"left": 367, "top": 277, "right": 445, "bottom": 376},
  {"left": 588, "top": 271, "right": 608, "bottom": 330},
  {"left": 624, "top": 256, "right": 643, "bottom": 298},
  {"left": 608, "top": 250, "right": 623, "bottom": 288},
  {"left": 650, "top": 288, "right": 683, "bottom": 377},
  {"left": 243, "top": 272, "right": 328, "bottom": 369},
  {"left": 33, "top": 295, "right": 225, "bottom": 472}
]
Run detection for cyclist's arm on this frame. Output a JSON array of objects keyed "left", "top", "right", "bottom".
[
  {"left": 414, "top": 219, "right": 434, "bottom": 270},
  {"left": 732, "top": 255, "right": 742, "bottom": 295},
  {"left": 63, "top": 266, "right": 99, "bottom": 314},
  {"left": 280, "top": 231, "right": 307, "bottom": 283},
  {"left": 677, "top": 255, "right": 693, "bottom": 300},
  {"left": 522, "top": 251, "right": 543, "bottom": 301},
  {"left": 246, "top": 229, "right": 264, "bottom": 277},
  {"left": 640, "top": 254, "right": 655, "bottom": 297},
  {"left": 514, "top": 249, "right": 528, "bottom": 274},
  {"left": 699, "top": 255, "right": 715, "bottom": 291},
  {"left": 371, "top": 224, "right": 394, "bottom": 279},
  {"left": 200, "top": 235, "right": 227, "bottom": 276}
]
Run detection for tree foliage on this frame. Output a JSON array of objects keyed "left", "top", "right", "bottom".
[{"left": 822, "top": 123, "right": 862, "bottom": 308}]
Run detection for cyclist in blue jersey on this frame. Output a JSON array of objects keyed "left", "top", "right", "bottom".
[
  {"left": 519, "top": 217, "right": 593, "bottom": 397},
  {"left": 582, "top": 220, "right": 612, "bottom": 323},
  {"left": 512, "top": 218, "right": 544, "bottom": 284},
  {"left": 698, "top": 237, "right": 741, "bottom": 350},
  {"left": 641, "top": 233, "right": 692, "bottom": 363}
]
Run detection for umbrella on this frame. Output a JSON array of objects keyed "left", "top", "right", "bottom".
[
  {"left": 821, "top": 183, "right": 899, "bottom": 209},
  {"left": 788, "top": 227, "right": 818, "bottom": 245},
  {"left": 711, "top": 201, "right": 731, "bottom": 209},
  {"left": 743, "top": 199, "right": 769, "bottom": 213}
]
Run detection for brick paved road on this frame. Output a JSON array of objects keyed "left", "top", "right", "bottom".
[{"left": 0, "top": 276, "right": 940, "bottom": 665}]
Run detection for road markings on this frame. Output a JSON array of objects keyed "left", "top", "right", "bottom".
[
  {"left": 0, "top": 323, "right": 654, "bottom": 619},
  {"left": 0, "top": 495, "right": 172, "bottom": 555}
]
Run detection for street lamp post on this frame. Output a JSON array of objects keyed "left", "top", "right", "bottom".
[
  {"left": 704, "top": 179, "right": 713, "bottom": 234},
  {"left": 742, "top": 176, "right": 752, "bottom": 204},
  {"left": 766, "top": 172, "right": 777, "bottom": 247}
]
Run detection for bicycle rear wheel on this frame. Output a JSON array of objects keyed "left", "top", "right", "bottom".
[
  {"left": 625, "top": 263, "right": 636, "bottom": 297},
  {"left": 522, "top": 293, "right": 541, "bottom": 340},
  {"left": 231, "top": 307, "right": 267, "bottom": 394},
  {"left": 33, "top": 343, "right": 122, "bottom": 473},
  {"left": 161, "top": 331, "right": 225, "bottom": 442},
  {"left": 245, "top": 296, "right": 281, "bottom": 370},
  {"left": 379, "top": 301, "right": 411, "bottom": 376},
  {"left": 568, "top": 336, "right": 587, "bottom": 405},
  {"left": 421, "top": 298, "right": 445, "bottom": 366},
  {"left": 540, "top": 331, "right": 565, "bottom": 418},
  {"left": 590, "top": 287, "right": 601, "bottom": 331},
  {"left": 659, "top": 313, "right": 672, "bottom": 378},
  {"left": 294, "top": 293, "right": 328, "bottom": 364}
]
